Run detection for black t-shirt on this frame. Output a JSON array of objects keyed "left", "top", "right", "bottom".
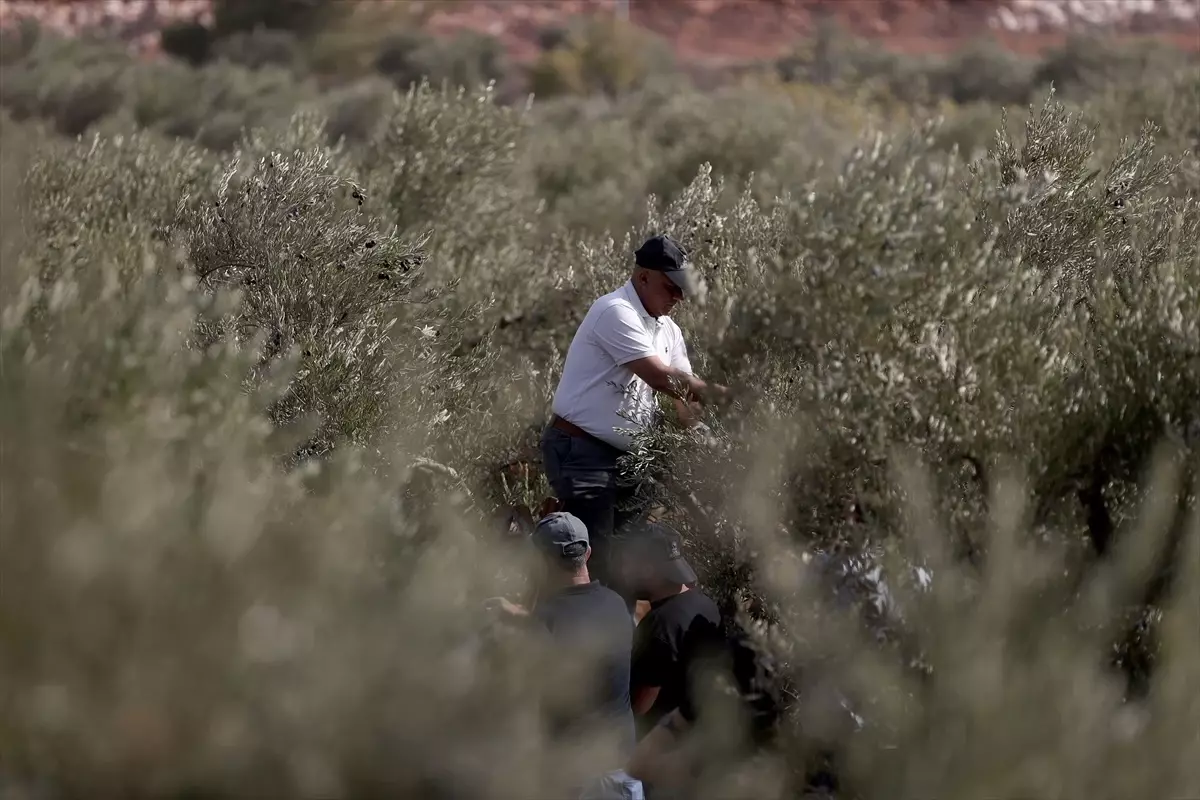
[
  {"left": 532, "top": 581, "right": 635, "bottom": 753},
  {"left": 677, "top": 621, "right": 781, "bottom": 746},
  {"left": 630, "top": 588, "right": 723, "bottom": 738}
]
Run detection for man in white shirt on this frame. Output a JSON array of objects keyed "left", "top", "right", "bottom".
[{"left": 541, "top": 234, "right": 729, "bottom": 606}]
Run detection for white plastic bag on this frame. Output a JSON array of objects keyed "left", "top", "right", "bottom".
[{"left": 579, "top": 769, "right": 645, "bottom": 800}]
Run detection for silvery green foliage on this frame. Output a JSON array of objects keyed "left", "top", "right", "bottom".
[
  {"left": 965, "top": 98, "right": 1199, "bottom": 521},
  {"left": 23, "top": 129, "right": 212, "bottom": 250},
  {"left": 623, "top": 96, "right": 1197, "bottom": 626},
  {"left": 123, "top": 58, "right": 322, "bottom": 151},
  {"left": 0, "top": 32, "right": 130, "bottom": 136},
  {"left": 0, "top": 252, "right": 545, "bottom": 800},
  {"left": 4, "top": 42, "right": 1200, "bottom": 800},
  {"left": 17, "top": 128, "right": 215, "bottom": 341},
  {"left": 175, "top": 140, "right": 436, "bottom": 461},
  {"left": 343, "top": 83, "right": 553, "bottom": 486},
  {"left": 363, "top": 80, "right": 528, "bottom": 240}
]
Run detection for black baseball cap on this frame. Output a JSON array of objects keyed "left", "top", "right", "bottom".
[
  {"left": 634, "top": 234, "right": 699, "bottom": 297},
  {"left": 622, "top": 521, "right": 698, "bottom": 586},
  {"left": 531, "top": 512, "right": 590, "bottom": 561}
]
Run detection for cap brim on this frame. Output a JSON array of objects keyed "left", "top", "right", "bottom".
[
  {"left": 660, "top": 556, "right": 698, "bottom": 586},
  {"left": 665, "top": 267, "right": 699, "bottom": 297}
]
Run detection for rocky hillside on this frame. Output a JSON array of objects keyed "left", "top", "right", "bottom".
[
  {"left": 2, "top": 0, "right": 1197, "bottom": 62},
  {"left": 424, "top": 0, "right": 1200, "bottom": 63}
]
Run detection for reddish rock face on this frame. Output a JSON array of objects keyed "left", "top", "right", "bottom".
[
  {"left": 3, "top": 0, "right": 1196, "bottom": 63},
  {"left": 424, "top": 0, "right": 1200, "bottom": 63},
  {"left": 0, "top": 0, "right": 213, "bottom": 56}
]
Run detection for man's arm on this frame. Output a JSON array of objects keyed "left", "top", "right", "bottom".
[
  {"left": 632, "top": 685, "right": 662, "bottom": 715},
  {"left": 665, "top": 327, "right": 705, "bottom": 427},
  {"left": 590, "top": 306, "right": 729, "bottom": 407},
  {"left": 483, "top": 597, "right": 541, "bottom": 633},
  {"left": 484, "top": 596, "right": 529, "bottom": 617},
  {"left": 671, "top": 396, "right": 700, "bottom": 429},
  {"left": 624, "top": 355, "right": 727, "bottom": 406},
  {"left": 626, "top": 709, "right": 691, "bottom": 787}
]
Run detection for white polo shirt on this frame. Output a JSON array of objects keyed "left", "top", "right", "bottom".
[{"left": 551, "top": 280, "right": 693, "bottom": 451}]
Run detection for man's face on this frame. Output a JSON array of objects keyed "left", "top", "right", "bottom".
[
  {"left": 620, "top": 554, "right": 658, "bottom": 600},
  {"left": 636, "top": 269, "right": 685, "bottom": 318}
]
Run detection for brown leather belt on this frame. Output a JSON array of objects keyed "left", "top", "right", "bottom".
[
  {"left": 551, "top": 414, "right": 591, "bottom": 439},
  {"left": 549, "top": 415, "right": 622, "bottom": 457}
]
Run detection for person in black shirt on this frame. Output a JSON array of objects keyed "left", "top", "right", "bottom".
[
  {"left": 625, "top": 622, "right": 784, "bottom": 796},
  {"left": 619, "top": 521, "right": 723, "bottom": 740},
  {"left": 489, "top": 512, "right": 637, "bottom": 763}
]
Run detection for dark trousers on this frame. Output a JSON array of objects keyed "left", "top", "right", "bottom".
[{"left": 541, "top": 424, "right": 640, "bottom": 607}]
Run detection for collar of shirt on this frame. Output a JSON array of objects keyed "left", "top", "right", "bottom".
[{"left": 622, "top": 280, "right": 664, "bottom": 331}]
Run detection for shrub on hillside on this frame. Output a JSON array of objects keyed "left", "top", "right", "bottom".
[
  {"left": 0, "top": 16, "right": 40, "bottom": 66},
  {"left": 527, "top": 15, "right": 675, "bottom": 98},
  {"left": 176, "top": 118, "right": 451, "bottom": 463},
  {"left": 211, "top": 0, "right": 343, "bottom": 38},
  {"left": 360, "top": 81, "right": 530, "bottom": 247},
  {"left": 2, "top": 104, "right": 1197, "bottom": 795},
  {"left": 159, "top": 1, "right": 351, "bottom": 70},
  {"left": 318, "top": 75, "right": 396, "bottom": 145},
  {"left": 776, "top": 16, "right": 940, "bottom": 108},
  {"left": 522, "top": 77, "right": 864, "bottom": 235},
  {"left": 350, "top": 83, "right": 561, "bottom": 496},
  {"left": 0, "top": 210, "right": 547, "bottom": 797},
  {"left": 375, "top": 29, "right": 508, "bottom": 94},
  {"left": 1086, "top": 64, "right": 1200, "bottom": 185},
  {"left": 930, "top": 38, "right": 1037, "bottom": 106},
  {"left": 0, "top": 108, "right": 40, "bottom": 299},
  {"left": 373, "top": 30, "right": 434, "bottom": 85},
  {"left": 0, "top": 29, "right": 323, "bottom": 149},
  {"left": 210, "top": 27, "right": 308, "bottom": 72},
  {"left": 159, "top": 19, "right": 213, "bottom": 66},
  {"left": 2, "top": 52, "right": 1198, "bottom": 799},
  {"left": 620, "top": 95, "right": 1198, "bottom": 691},
  {"left": 298, "top": 2, "right": 433, "bottom": 81},
  {"left": 637, "top": 80, "right": 860, "bottom": 202},
  {"left": 127, "top": 60, "right": 321, "bottom": 150},
  {"left": 0, "top": 33, "right": 129, "bottom": 136},
  {"left": 777, "top": 21, "right": 1196, "bottom": 112},
  {"left": 19, "top": 129, "right": 213, "bottom": 288},
  {"left": 16, "top": 112, "right": 450, "bottom": 465},
  {"left": 1034, "top": 34, "right": 1196, "bottom": 99},
  {"left": 526, "top": 110, "right": 648, "bottom": 233}
]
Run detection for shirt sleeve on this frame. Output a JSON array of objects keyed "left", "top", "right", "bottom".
[
  {"left": 591, "top": 304, "right": 658, "bottom": 366},
  {"left": 631, "top": 628, "right": 675, "bottom": 690}
]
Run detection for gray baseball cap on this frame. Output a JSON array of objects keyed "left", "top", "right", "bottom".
[
  {"left": 532, "top": 512, "right": 591, "bottom": 560},
  {"left": 635, "top": 234, "right": 699, "bottom": 297}
]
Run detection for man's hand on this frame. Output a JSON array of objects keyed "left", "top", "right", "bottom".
[
  {"left": 699, "top": 381, "right": 732, "bottom": 407},
  {"left": 670, "top": 396, "right": 700, "bottom": 429},
  {"left": 626, "top": 709, "right": 692, "bottom": 788},
  {"left": 684, "top": 376, "right": 733, "bottom": 409},
  {"left": 484, "top": 596, "right": 529, "bottom": 619}
]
